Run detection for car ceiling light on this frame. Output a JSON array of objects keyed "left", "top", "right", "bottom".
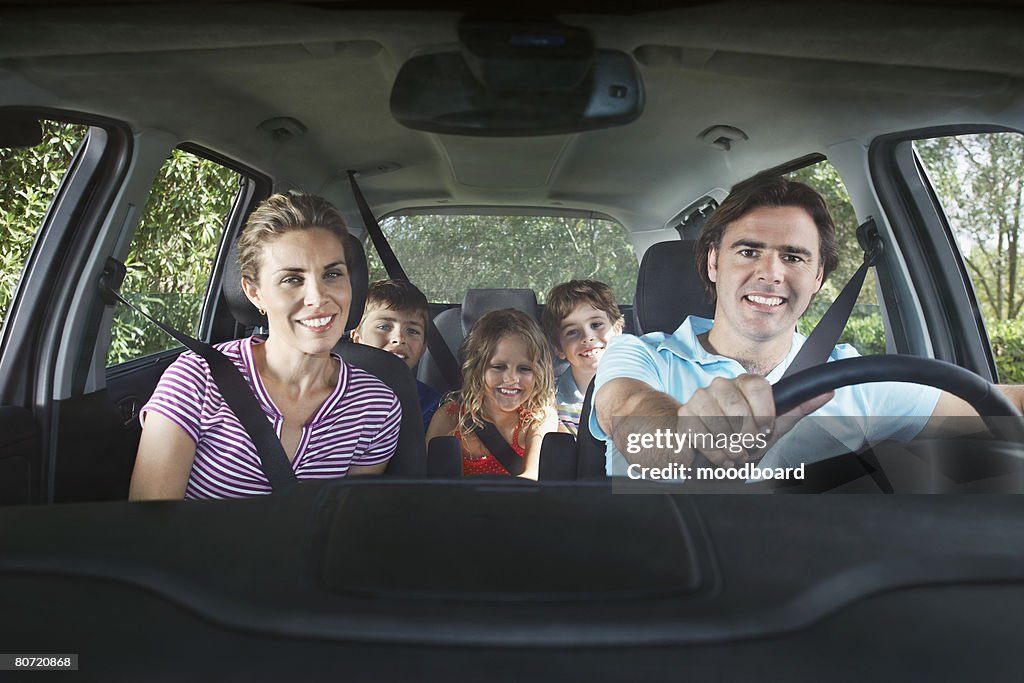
[
  {"left": 257, "top": 117, "right": 306, "bottom": 143},
  {"left": 698, "top": 125, "right": 748, "bottom": 151}
]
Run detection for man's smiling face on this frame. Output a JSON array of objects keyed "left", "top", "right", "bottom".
[{"left": 707, "top": 205, "right": 824, "bottom": 348}]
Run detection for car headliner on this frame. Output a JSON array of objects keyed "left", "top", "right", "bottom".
[{"left": 1, "top": 1, "right": 1022, "bottom": 238}]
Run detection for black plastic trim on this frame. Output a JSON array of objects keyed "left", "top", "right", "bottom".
[{"left": 2, "top": 482, "right": 1024, "bottom": 648}]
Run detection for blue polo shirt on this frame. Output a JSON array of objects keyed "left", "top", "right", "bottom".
[{"left": 589, "top": 316, "right": 941, "bottom": 476}]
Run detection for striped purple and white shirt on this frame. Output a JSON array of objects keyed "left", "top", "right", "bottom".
[{"left": 141, "top": 337, "right": 401, "bottom": 499}]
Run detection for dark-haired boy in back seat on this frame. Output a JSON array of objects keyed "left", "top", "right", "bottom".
[
  {"left": 353, "top": 279, "right": 442, "bottom": 431},
  {"left": 541, "top": 280, "right": 624, "bottom": 435}
]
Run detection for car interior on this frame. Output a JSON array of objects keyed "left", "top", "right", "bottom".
[{"left": 3, "top": 0, "right": 1024, "bottom": 679}]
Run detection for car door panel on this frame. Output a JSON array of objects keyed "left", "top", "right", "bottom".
[{"left": 0, "top": 406, "right": 40, "bottom": 504}]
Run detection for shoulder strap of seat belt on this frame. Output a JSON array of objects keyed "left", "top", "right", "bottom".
[
  {"left": 347, "top": 171, "right": 463, "bottom": 391},
  {"left": 99, "top": 258, "right": 298, "bottom": 493},
  {"left": 780, "top": 218, "right": 883, "bottom": 380},
  {"left": 474, "top": 423, "right": 526, "bottom": 476}
]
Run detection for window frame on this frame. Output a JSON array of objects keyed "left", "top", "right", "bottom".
[
  {"left": 870, "top": 124, "right": 1022, "bottom": 381},
  {"left": 103, "top": 143, "right": 269, "bottom": 376},
  {"left": 0, "top": 111, "right": 132, "bottom": 406}
]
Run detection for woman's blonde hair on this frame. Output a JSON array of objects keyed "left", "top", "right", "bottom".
[
  {"left": 237, "top": 192, "right": 349, "bottom": 284},
  {"left": 453, "top": 308, "right": 555, "bottom": 435}
]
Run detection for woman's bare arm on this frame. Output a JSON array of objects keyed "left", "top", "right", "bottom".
[{"left": 129, "top": 412, "right": 197, "bottom": 500}]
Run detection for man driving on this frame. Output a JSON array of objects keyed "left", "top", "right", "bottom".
[{"left": 592, "top": 173, "right": 1024, "bottom": 476}]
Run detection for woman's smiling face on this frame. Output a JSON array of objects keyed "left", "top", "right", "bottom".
[
  {"left": 482, "top": 334, "right": 537, "bottom": 418},
  {"left": 243, "top": 227, "right": 351, "bottom": 356}
]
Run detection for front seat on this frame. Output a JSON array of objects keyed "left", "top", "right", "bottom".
[
  {"left": 577, "top": 239, "right": 714, "bottom": 478},
  {"left": 221, "top": 234, "right": 427, "bottom": 477},
  {"left": 632, "top": 239, "right": 714, "bottom": 334}
]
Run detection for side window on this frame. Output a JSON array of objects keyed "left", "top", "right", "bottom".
[
  {"left": 106, "top": 149, "right": 241, "bottom": 366},
  {"left": 787, "top": 160, "right": 884, "bottom": 354},
  {"left": 915, "top": 131, "right": 1024, "bottom": 382},
  {"left": 0, "top": 119, "right": 88, "bottom": 329},
  {"left": 365, "top": 213, "right": 638, "bottom": 304}
]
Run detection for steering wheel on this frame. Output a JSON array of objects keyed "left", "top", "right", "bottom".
[{"left": 771, "top": 355, "right": 1024, "bottom": 443}]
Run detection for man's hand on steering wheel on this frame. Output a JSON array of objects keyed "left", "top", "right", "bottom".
[{"left": 676, "top": 374, "right": 833, "bottom": 468}]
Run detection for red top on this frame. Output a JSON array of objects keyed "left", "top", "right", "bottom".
[{"left": 447, "top": 402, "right": 526, "bottom": 476}]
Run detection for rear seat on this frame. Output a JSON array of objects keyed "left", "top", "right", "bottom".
[
  {"left": 417, "top": 285, "right": 638, "bottom": 481},
  {"left": 418, "top": 288, "right": 539, "bottom": 392}
]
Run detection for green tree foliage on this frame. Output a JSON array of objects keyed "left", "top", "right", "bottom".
[
  {"left": 916, "top": 133, "right": 1024, "bottom": 321},
  {"left": 107, "top": 150, "right": 239, "bottom": 365},
  {"left": 989, "top": 318, "right": 1024, "bottom": 384},
  {"left": 0, "top": 120, "right": 88, "bottom": 327},
  {"left": 366, "top": 214, "right": 638, "bottom": 303}
]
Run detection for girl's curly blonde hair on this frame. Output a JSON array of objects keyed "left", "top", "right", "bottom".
[{"left": 452, "top": 308, "right": 555, "bottom": 435}]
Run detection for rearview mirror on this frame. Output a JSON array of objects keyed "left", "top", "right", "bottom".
[{"left": 390, "top": 21, "right": 644, "bottom": 136}]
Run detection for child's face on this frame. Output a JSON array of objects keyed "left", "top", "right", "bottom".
[
  {"left": 555, "top": 303, "right": 622, "bottom": 374},
  {"left": 483, "top": 334, "right": 536, "bottom": 418},
  {"left": 352, "top": 306, "right": 427, "bottom": 369}
]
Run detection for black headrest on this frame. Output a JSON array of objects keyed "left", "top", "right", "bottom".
[
  {"left": 461, "top": 288, "right": 539, "bottom": 334},
  {"left": 633, "top": 240, "right": 715, "bottom": 334},
  {"left": 221, "top": 232, "right": 368, "bottom": 332}
]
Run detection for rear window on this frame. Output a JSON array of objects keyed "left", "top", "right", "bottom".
[{"left": 365, "top": 211, "right": 638, "bottom": 304}]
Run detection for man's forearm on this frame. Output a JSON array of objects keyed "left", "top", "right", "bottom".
[
  {"left": 598, "top": 381, "right": 695, "bottom": 468},
  {"left": 998, "top": 385, "right": 1024, "bottom": 413}
]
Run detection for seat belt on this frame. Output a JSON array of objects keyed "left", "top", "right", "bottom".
[
  {"left": 780, "top": 218, "right": 884, "bottom": 379},
  {"left": 475, "top": 422, "right": 526, "bottom": 476},
  {"left": 99, "top": 258, "right": 298, "bottom": 493},
  {"left": 347, "top": 171, "right": 463, "bottom": 391}
]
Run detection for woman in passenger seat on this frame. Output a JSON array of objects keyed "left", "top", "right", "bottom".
[
  {"left": 425, "top": 309, "right": 561, "bottom": 479},
  {"left": 129, "top": 192, "right": 401, "bottom": 500}
]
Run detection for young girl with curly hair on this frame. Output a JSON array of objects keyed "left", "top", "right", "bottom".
[{"left": 425, "top": 308, "right": 561, "bottom": 479}]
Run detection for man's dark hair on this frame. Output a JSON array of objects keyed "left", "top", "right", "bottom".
[{"left": 694, "top": 173, "right": 840, "bottom": 304}]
